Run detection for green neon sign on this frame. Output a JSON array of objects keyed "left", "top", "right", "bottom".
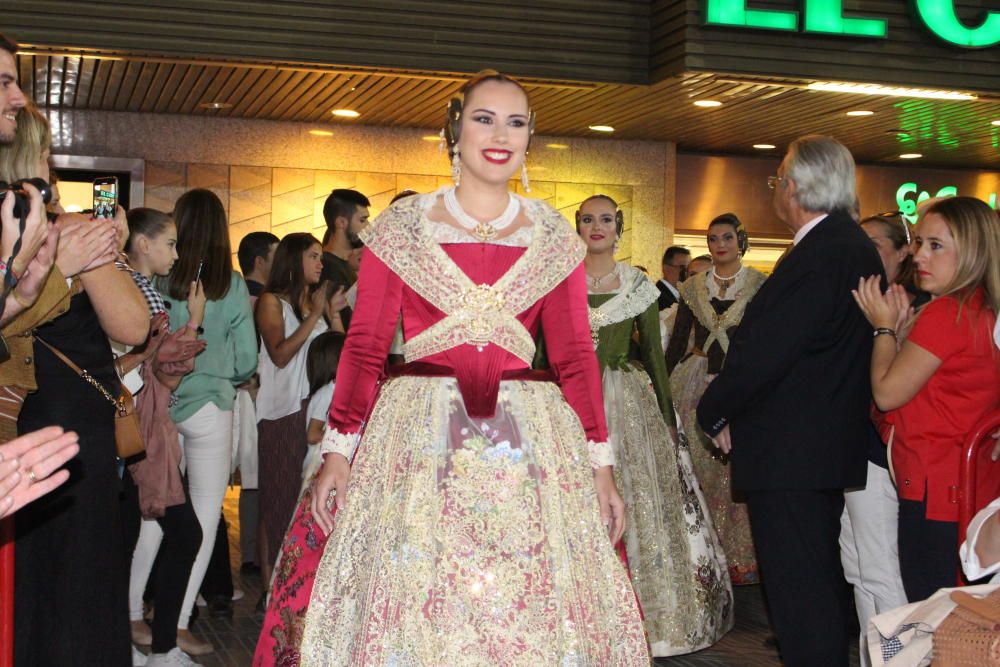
[
  {"left": 895, "top": 182, "right": 997, "bottom": 224},
  {"left": 703, "top": 1, "right": 1000, "bottom": 47},
  {"left": 911, "top": 0, "right": 1000, "bottom": 48}
]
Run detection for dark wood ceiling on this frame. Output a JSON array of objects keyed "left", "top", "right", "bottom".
[{"left": 17, "top": 51, "right": 1000, "bottom": 169}]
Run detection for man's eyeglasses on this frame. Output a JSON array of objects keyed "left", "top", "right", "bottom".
[{"left": 766, "top": 175, "right": 784, "bottom": 190}]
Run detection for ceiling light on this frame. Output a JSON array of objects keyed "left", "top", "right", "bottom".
[
  {"left": 422, "top": 135, "right": 441, "bottom": 141},
  {"left": 546, "top": 143, "right": 569, "bottom": 149},
  {"left": 331, "top": 109, "right": 360, "bottom": 118},
  {"left": 900, "top": 153, "right": 923, "bottom": 159},
  {"left": 308, "top": 130, "right": 334, "bottom": 137},
  {"left": 992, "top": 120, "right": 1000, "bottom": 127},
  {"left": 753, "top": 144, "right": 776, "bottom": 150},
  {"left": 198, "top": 101, "right": 232, "bottom": 110},
  {"left": 693, "top": 100, "right": 723, "bottom": 108},
  {"left": 588, "top": 125, "right": 614, "bottom": 132},
  {"left": 846, "top": 110, "right": 875, "bottom": 116},
  {"left": 807, "top": 82, "right": 977, "bottom": 101}
]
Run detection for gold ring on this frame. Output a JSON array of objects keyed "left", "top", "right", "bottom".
[{"left": 27, "top": 469, "right": 36, "bottom": 484}]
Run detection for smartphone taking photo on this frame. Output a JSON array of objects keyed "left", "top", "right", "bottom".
[{"left": 92, "top": 176, "right": 118, "bottom": 220}]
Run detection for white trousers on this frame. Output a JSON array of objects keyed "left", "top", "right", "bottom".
[
  {"left": 177, "top": 402, "right": 233, "bottom": 628},
  {"left": 840, "top": 461, "right": 908, "bottom": 667}
]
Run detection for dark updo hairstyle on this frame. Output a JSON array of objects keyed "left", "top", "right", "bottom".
[
  {"left": 264, "top": 232, "right": 323, "bottom": 322},
  {"left": 708, "top": 212, "right": 750, "bottom": 255},
  {"left": 125, "top": 208, "right": 173, "bottom": 253},
  {"left": 859, "top": 213, "right": 915, "bottom": 288},
  {"left": 306, "top": 331, "right": 347, "bottom": 397},
  {"left": 443, "top": 70, "right": 535, "bottom": 160},
  {"left": 575, "top": 194, "right": 624, "bottom": 237}
]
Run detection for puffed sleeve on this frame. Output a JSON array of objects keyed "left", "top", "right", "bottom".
[
  {"left": 321, "top": 249, "right": 404, "bottom": 461},
  {"left": 665, "top": 299, "right": 695, "bottom": 373},
  {"left": 636, "top": 301, "right": 676, "bottom": 427},
  {"left": 540, "top": 264, "right": 613, "bottom": 468}
]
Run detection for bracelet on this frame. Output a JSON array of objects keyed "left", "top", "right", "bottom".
[
  {"left": 186, "top": 321, "right": 204, "bottom": 335},
  {"left": 873, "top": 327, "right": 897, "bottom": 341}
]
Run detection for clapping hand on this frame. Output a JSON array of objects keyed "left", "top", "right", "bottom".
[
  {"left": 0, "top": 427, "right": 80, "bottom": 519},
  {"left": 2, "top": 181, "right": 51, "bottom": 280},
  {"left": 852, "top": 276, "right": 910, "bottom": 331}
]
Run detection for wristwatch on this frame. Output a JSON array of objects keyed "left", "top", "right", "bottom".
[{"left": 186, "top": 321, "right": 205, "bottom": 335}]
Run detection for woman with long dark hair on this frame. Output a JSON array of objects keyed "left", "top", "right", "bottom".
[
  {"left": 255, "top": 232, "right": 344, "bottom": 590},
  {"left": 157, "top": 188, "right": 258, "bottom": 656}
]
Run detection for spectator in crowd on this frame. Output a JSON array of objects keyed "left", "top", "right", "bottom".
[
  {"left": 238, "top": 231, "right": 279, "bottom": 300},
  {"left": 117, "top": 207, "right": 206, "bottom": 666},
  {"left": 697, "top": 135, "right": 883, "bottom": 666},
  {"left": 687, "top": 254, "right": 712, "bottom": 276},
  {"left": 657, "top": 246, "right": 690, "bottom": 310},
  {"left": 255, "top": 233, "right": 345, "bottom": 588},
  {"left": 840, "top": 211, "right": 927, "bottom": 664},
  {"left": 852, "top": 195, "right": 1000, "bottom": 602},
  {"left": 320, "top": 188, "right": 369, "bottom": 329},
  {"left": 233, "top": 230, "right": 277, "bottom": 576},
  {"left": 9, "top": 90, "right": 149, "bottom": 667},
  {"left": 158, "top": 188, "right": 257, "bottom": 656}
]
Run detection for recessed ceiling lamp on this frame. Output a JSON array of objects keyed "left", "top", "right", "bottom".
[
  {"left": 546, "top": 143, "right": 569, "bottom": 149},
  {"left": 588, "top": 125, "right": 615, "bottom": 132},
  {"left": 331, "top": 109, "right": 360, "bottom": 118},
  {"left": 198, "top": 101, "right": 232, "bottom": 110},
  {"left": 807, "top": 82, "right": 977, "bottom": 101},
  {"left": 693, "top": 100, "right": 723, "bottom": 108},
  {"left": 422, "top": 135, "right": 441, "bottom": 141},
  {"left": 992, "top": 120, "right": 1000, "bottom": 127},
  {"left": 900, "top": 153, "right": 923, "bottom": 159},
  {"left": 846, "top": 110, "right": 875, "bottom": 116},
  {"left": 308, "top": 130, "right": 334, "bottom": 137},
  {"left": 753, "top": 144, "right": 776, "bottom": 149}
]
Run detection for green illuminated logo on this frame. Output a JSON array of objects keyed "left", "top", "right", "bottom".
[
  {"left": 911, "top": 0, "right": 1000, "bottom": 48},
  {"left": 896, "top": 182, "right": 998, "bottom": 223},
  {"left": 703, "top": 1, "right": 1000, "bottom": 47}
]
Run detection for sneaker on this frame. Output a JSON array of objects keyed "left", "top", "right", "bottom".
[
  {"left": 145, "top": 647, "right": 202, "bottom": 667},
  {"left": 175, "top": 630, "right": 214, "bottom": 656},
  {"left": 132, "top": 645, "right": 148, "bottom": 667}
]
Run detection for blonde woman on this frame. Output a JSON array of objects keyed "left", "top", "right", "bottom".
[{"left": 853, "top": 195, "right": 1000, "bottom": 601}]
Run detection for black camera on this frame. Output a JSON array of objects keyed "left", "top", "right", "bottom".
[{"left": 0, "top": 177, "right": 53, "bottom": 220}]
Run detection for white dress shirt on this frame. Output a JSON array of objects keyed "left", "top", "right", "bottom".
[{"left": 793, "top": 214, "right": 828, "bottom": 245}]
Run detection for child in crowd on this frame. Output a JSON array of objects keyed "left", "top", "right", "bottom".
[{"left": 302, "top": 331, "right": 346, "bottom": 486}]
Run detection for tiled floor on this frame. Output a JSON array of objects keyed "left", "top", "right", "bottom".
[{"left": 153, "top": 488, "right": 861, "bottom": 667}]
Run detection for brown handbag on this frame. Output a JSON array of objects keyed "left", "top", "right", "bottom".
[{"left": 35, "top": 337, "right": 146, "bottom": 459}]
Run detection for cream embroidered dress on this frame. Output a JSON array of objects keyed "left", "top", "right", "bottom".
[
  {"left": 297, "top": 189, "right": 647, "bottom": 666},
  {"left": 666, "top": 268, "right": 767, "bottom": 585},
  {"left": 585, "top": 263, "right": 733, "bottom": 656}
]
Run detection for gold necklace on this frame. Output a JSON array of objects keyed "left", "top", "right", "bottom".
[{"left": 587, "top": 268, "right": 617, "bottom": 290}]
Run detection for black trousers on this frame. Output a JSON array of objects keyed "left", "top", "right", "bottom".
[
  {"left": 122, "top": 471, "right": 203, "bottom": 653},
  {"left": 200, "top": 514, "right": 235, "bottom": 599},
  {"left": 745, "top": 489, "right": 851, "bottom": 667},
  {"left": 897, "top": 498, "right": 959, "bottom": 602}
]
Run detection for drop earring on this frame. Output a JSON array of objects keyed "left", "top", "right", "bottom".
[
  {"left": 451, "top": 151, "right": 461, "bottom": 187},
  {"left": 521, "top": 160, "right": 531, "bottom": 193}
]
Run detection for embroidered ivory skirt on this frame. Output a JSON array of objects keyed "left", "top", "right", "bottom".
[
  {"left": 299, "top": 376, "right": 648, "bottom": 666},
  {"left": 604, "top": 366, "right": 733, "bottom": 656}
]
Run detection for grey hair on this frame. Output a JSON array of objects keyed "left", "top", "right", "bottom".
[{"left": 784, "top": 135, "right": 857, "bottom": 213}]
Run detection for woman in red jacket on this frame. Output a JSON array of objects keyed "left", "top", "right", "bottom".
[{"left": 853, "top": 196, "right": 1000, "bottom": 601}]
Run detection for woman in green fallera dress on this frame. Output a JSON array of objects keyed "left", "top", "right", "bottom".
[{"left": 571, "top": 195, "right": 733, "bottom": 656}]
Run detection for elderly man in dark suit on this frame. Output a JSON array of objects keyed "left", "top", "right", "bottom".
[{"left": 697, "top": 135, "right": 884, "bottom": 667}]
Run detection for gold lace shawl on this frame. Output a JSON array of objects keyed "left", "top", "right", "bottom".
[
  {"left": 588, "top": 262, "right": 660, "bottom": 334},
  {"left": 360, "top": 190, "right": 586, "bottom": 365},
  {"left": 677, "top": 268, "right": 766, "bottom": 354}
]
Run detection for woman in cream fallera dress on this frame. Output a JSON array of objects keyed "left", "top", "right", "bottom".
[
  {"left": 666, "top": 214, "right": 766, "bottom": 586},
  {"left": 259, "top": 71, "right": 647, "bottom": 667},
  {"left": 567, "top": 196, "right": 732, "bottom": 656}
]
